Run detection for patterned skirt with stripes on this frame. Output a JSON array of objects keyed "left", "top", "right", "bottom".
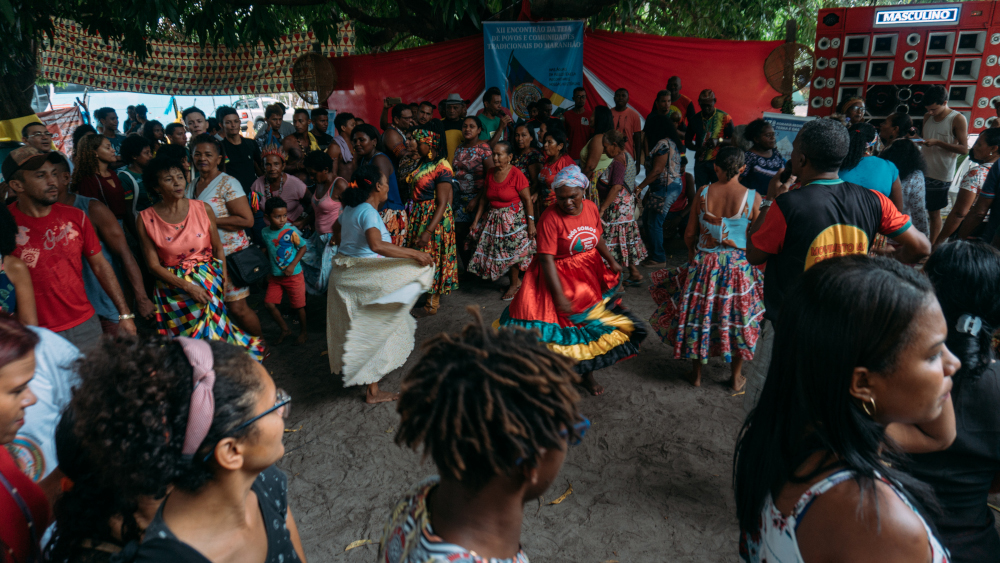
[
  {"left": 153, "top": 259, "right": 265, "bottom": 361},
  {"left": 648, "top": 248, "right": 764, "bottom": 363}
]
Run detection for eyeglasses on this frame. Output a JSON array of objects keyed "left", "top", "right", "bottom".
[
  {"left": 515, "top": 417, "right": 591, "bottom": 465},
  {"left": 27, "top": 132, "right": 53, "bottom": 139},
  {"left": 201, "top": 388, "right": 291, "bottom": 463}
]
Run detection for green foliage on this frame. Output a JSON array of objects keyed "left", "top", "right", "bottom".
[
  {"left": 586, "top": 0, "right": 961, "bottom": 45},
  {"left": 1, "top": 0, "right": 342, "bottom": 75}
]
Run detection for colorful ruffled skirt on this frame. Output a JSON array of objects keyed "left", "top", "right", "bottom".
[
  {"left": 152, "top": 259, "right": 264, "bottom": 361},
  {"left": 405, "top": 199, "right": 459, "bottom": 295},
  {"left": 602, "top": 189, "right": 647, "bottom": 267},
  {"left": 648, "top": 249, "right": 764, "bottom": 363},
  {"left": 301, "top": 231, "right": 336, "bottom": 295},
  {"left": 467, "top": 204, "right": 536, "bottom": 281},
  {"left": 496, "top": 248, "right": 646, "bottom": 373},
  {"left": 380, "top": 208, "right": 409, "bottom": 247}
]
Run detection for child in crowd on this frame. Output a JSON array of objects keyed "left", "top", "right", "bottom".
[
  {"left": 649, "top": 147, "right": 763, "bottom": 390},
  {"left": 262, "top": 197, "right": 308, "bottom": 345},
  {"left": 382, "top": 310, "right": 587, "bottom": 562}
]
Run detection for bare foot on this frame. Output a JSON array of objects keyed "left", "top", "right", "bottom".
[
  {"left": 730, "top": 373, "right": 746, "bottom": 392},
  {"left": 275, "top": 329, "right": 292, "bottom": 346},
  {"left": 641, "top": 259, "right": 665, "bottom": 268},
  {"left": 502, "top": 282, "right": 521, "bottom": 301},
  {"left": 296, "top": 332, "right": 308, "bottom": 345},
  {"left": 689, "top": 372, "right": 702, "bottom": 387},
  {"left": 366, "top": 389, "right": 400, "bottom": 404},
  {"left": 582, "top": 372, "right": 605, "bottom": 396}
]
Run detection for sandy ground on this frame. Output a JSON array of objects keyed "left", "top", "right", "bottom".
[{"left": 260, "top": 236, "right": 749, "bottom": 563}]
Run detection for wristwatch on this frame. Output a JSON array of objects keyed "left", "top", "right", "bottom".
[{"left": 119, "top": 313, "right": 136, "bottom": 321}]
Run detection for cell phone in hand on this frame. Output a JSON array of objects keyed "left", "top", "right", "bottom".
[
  {"left": 780, "top": 167, "right": 793, "bottom": 183},
  {"left": 385, "top": 97, "right": 402, "bottom": 108}
]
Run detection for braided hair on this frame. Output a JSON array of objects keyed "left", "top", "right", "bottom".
[
  {"left": 395, "top": 308, "right": 583, "bottom": 491},
  {"left": 840, "top": 122, "right": 878, "bottom": 172}
]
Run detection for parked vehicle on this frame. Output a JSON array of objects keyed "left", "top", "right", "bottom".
[{"left": 232, "top": 97, "right": 295, "bottom": 133}]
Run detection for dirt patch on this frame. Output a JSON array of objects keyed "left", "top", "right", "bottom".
[{"left": 266, "top": 240, "right": 745, "bottom": 562}]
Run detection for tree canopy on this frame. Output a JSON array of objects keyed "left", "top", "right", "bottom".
[{"left": 0, "top": 0, "right": 951, "bottom": 118}]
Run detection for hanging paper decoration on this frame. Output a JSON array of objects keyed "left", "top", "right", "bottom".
[{"left": 38, "top": 19, "right": 356, "bottom": 96}]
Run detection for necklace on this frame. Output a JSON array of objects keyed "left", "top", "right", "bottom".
[{"left": 267, "top": 173, "right": 286, "bottom": 198}]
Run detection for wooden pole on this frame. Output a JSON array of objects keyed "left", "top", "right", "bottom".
[{"left": 782, "top": 19, "right": 798, "bottom": 114}]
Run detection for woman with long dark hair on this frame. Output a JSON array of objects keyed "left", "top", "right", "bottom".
[
  {"left": 909, "top": 241, "right": 1000, "bottom": 562},
  {"left": 735, "top": 255, "right": 957, "bottom": 562},
  {"left": 839, "top": 123, "right": 904, "bottom": 211},
  {"left": 0, "top": 205, "right": 36, "bottom": 325},
  {"left": 580, "top": 106, "right": 615, "bottom": 200},
  {"left": 352, "top": 123, "right": 408, "bottom": 246},
  {"left": 635, "top": 113, "right": 684, "bottom": 267},
  {"left": 141, "top": 120, "right": 166, "bottom": 155},
  {"left": 510, "top": 123, "right": 544, "bottom": 196},
  {"left": 880, "top": 139, "right": 930, "bottom": 238}
]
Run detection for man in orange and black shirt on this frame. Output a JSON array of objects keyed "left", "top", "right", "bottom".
[{"left": 742, "top": 118, "right": 931, "bottom": 413}]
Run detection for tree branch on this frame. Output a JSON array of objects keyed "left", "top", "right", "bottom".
[{"left": 226, "top": 0, "right": 330, "bottom": 5}]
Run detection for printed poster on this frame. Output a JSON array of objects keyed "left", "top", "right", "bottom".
[
  {"left": 762, "top": 113, "right": 816, "bottom": 158},
  {"left": 483, "top": 22, "right": 584, "bottom": 119}
]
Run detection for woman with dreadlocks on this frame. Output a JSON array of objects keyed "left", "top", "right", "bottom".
[
  {"left": 382, "top": 309, "right": 588, "bottom": 563},
  {"left": 496, "top": 165, "right": 646, "bottom": 396},
  {"left": 404, "top": 126, "right": 460, "bottom": 316}
]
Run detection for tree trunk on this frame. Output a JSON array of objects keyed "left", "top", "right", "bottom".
[{"left": 0, "top": 50, "right": 38, "bottom": 121}]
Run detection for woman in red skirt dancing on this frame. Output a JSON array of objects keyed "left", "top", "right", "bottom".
[{"left": 496, "top": 165, "right": 646, "bottom": 395}]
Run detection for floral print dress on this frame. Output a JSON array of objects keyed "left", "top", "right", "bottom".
[
  {"left": 187, "top": 173, "right": 252, "bottom": 302},
  {"left": 452, "top": 142, "right": 492, "bottom": 224},
  {"left": 597, "top": 152, "right": 647, "bottom": 267}
]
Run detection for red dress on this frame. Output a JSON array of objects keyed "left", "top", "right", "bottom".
[{"left": 496, "top": 200, "right": 646, "bottom": 372}]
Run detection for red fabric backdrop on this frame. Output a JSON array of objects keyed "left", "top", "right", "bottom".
[{"left": 327, "top": 30, "right": 781, "bottom": 127}]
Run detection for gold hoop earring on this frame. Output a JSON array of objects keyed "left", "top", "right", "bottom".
[{"left": 862, "top": 397, "right": 876, "bottom": 417}]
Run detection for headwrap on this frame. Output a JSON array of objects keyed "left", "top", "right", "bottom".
[
  {"left": 552, "top": 164, "right": 590, "bottom": 192},
  {"left": 177, "top": 337, "right": 216, "bottom": 459},
  {"left": 411, "top": 128, "right": 440, "bottom": 147}
]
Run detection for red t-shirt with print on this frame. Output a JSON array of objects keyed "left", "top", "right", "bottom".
[
  {"left": 7, "top": 202, "right": 103, "bottom": 331},
  {"left": 537, "top": 199, "right": 603, "bottom": 259}
]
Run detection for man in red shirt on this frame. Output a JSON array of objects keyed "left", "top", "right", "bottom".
[
  {"left": 611, "top": 88, "right": 642, "bottom": 158},
  {"left": 3, "top": 147, "right": 136, "bottom": 350},
  {"left": 741, "top": 118, "right": 931, "bottom": 413},
  {"left": 562, "top": 87, "right": 593, "bottom": 161},
  {"left": 666, "top": 75, "right": 693, "bottom": 130}
]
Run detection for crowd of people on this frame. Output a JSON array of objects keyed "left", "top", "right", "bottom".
[{"left": 1, "top": 75, "right": 999, "bottom": 563}]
